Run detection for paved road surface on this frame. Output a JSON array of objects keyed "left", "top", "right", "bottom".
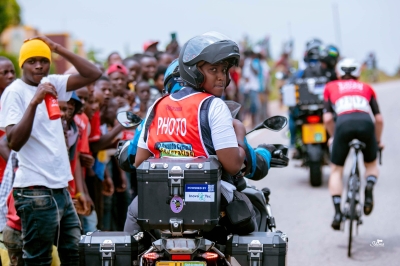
[{"left": 246, "top": 80, "right": 400, "bottom": 265}]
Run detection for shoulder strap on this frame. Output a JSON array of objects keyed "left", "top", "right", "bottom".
[
  {"left": 143, "top": 95, "right": 168, "bottom": 142},
  {"left": 199, "top": 96, "right": 216, "bottom": 155}
]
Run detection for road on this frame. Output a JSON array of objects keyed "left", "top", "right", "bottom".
[{"left": 246, "top": 80, "right": 400, "bottom": 265}]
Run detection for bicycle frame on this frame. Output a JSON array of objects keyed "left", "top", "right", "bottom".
[{"left": 346, "top": 144, "right": 363, "bottom": 257}]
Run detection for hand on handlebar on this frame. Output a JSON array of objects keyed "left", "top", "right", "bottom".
[
  {"left": 378, "top": 142, "right": 384, "bottom": 150},
  {"left": 257, "top": 144, "right": 277, "bottom": 154}
]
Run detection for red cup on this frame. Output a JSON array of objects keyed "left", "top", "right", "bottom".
[{"left": 44, "top": 94, "right": 61, "bottom": 120}]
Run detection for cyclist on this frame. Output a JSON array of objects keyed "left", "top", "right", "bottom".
[{"left": 323, "top": 58, "right": 383, "bottom": 230}]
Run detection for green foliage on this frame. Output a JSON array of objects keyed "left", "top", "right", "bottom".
[
  {"left": 0, "top": 50, "right": 20, "bottom": 77},
  {"left": 0, "top": 0, "right": 21, "bottom": 35},
  {"left": 86, "top": 47, "right": 102, "bottom": 64}
]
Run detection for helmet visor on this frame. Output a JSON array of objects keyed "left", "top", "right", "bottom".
[{"left": 182, "top": 32, "right": 234, "bottom": 64}]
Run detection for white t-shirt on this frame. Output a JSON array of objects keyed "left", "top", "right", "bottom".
[
  {"left": 0, "top": 75, "right": 73, "bottom": 188},
  {"left": 242, "top": 58, "right": 259, "bottom": 92},
  {"left": 138, "top": 96, "right": 238, "bottom": 153}
]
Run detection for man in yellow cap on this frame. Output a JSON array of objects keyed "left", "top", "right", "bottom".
[{"left": 0, "top": 36, "right": 101, "bottom": 265}]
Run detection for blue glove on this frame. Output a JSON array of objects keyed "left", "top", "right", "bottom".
[
  {"left": 254, "top": 148, "right": 272, "bottom": 169},
  {"left": 244, "top": 141, "right": 272, "bottom": 180},
  {"left": 127, "top": 120, "right": 144, "bottom": 165}
]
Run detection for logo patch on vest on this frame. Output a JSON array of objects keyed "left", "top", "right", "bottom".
[{"left": 155, "top": 142, "right": 195, "bottom": 157}]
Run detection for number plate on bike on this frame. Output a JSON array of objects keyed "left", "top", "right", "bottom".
[
  {"left": 156, "top": 262, "right": 206, "bottom": 266},
  {"left": 302, "top": 123, "right": 327, "bottom": 144}
]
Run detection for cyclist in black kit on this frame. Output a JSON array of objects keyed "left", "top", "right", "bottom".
[{"left": 323, "top": 58, "right": 384, "bottom": 230}]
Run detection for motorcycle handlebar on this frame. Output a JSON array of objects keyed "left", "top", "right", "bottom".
[{"left": 269, "top": 144, "right": 289, "bottom": 168}]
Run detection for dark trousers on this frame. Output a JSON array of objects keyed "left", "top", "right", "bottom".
[{"left": 13, "top": 187, "right": 80, "bottom": 266}]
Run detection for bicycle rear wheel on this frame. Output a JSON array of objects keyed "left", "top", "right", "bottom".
[{"left": 348, "top": 180, "right": 357, "bottom": 257}]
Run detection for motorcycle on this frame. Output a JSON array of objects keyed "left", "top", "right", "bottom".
[
  {"left": 80, "top": 109, "right": 289, "bottom": 266},
  {"left": 282, "top": 76, "right": 329, "bottom": 186}
]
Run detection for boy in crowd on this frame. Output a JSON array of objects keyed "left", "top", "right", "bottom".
[
  {"left": 107, "top": 52, "right": 123, "bottom": 67},
  {"left": 107, "top": 64, "right": 128, "bottom": 98},
  {"left": 123, "top": 57, "right": 141, "bottom": 90},
  {"left": 139, "top": 55, "right": 157, "bottom": 84},
  {"left": 133, "top": 81, "right": 151, "bottom": 118},
  {"left": 147, "top": 66, "right": 166, "bottom": 107},
  {"left": 0, "top": 57, "right": 16, "bottom": 187},
  {"left": 0, "top": 36, "right": 101, "bottom": 265},
  {"left": 97, "top": 98, "right": 129, "bottom": 231},
  {"left": 155, "top": 52, "right": 174, "bottom": 67},
  {"left": 0, "top": 56, "right": 15, "bottom": 97},
  {"left": 74, "top": 87, "right": 98, "bottom": 233}
]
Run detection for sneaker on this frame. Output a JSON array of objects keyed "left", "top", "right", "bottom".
[
  {"left": 331, "top": 212, "right": 342, "bottom": 230},
  {"left": 364, "top": 183, "right": 374, "bottom": 215}
]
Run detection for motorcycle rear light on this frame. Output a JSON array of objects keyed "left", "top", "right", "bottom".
[
  {"left": 202, "top": 252, "right": 219, "bottom": 260},
  {"left": 143, "top": 252, "right": 160, "bottom": 260},
  {"left": 306, "top": 115, "right": 320, "bottom": 124},
  {"left": 171, "top": 254, "right": 191, "bottom": 261}
]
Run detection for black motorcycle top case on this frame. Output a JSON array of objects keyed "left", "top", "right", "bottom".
[
  {"left": 136, "top": 157, "right": 221, "bottom": 231},
  {"left": 79, "top": 231, "right": 139, "bottom": 266},
  {"left": 227, "top": 232, "right": 288, "bottom": 266},
  {"left": 295, "top": 76, "right": 328, "bottom": 105}
]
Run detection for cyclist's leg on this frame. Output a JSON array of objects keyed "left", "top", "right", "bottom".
[
  {"left": 364, "top": 160, "right": 379, "bottom": 178},
  {"left": 364, "top": 160, "right": 378, "bottom": 215},
  {"left": 329, "top": 164, "right": 344, "bottom": 195},
  {"left": 329, "top": 119, "right": 353, "bottom": 229},
  {"left": 329, "top": 163, "right": 344, "bottom": 230},
  {"left": 358, "top": 115, "right": 378, "bottom": 215}
]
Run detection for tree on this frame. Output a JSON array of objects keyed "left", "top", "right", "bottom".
[
  {"left": 0, "top": 0, "right": 21, "bottom": 36},
  {"left": 86, "top": 47, "right": 103, "bottom": 64}
]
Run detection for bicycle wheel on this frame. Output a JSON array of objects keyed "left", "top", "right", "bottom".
[{"left": 348, "top": 179, "right": 357, "bottom": 257}]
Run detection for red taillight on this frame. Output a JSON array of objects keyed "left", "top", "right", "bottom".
[
  {"left": 202, "top": 252, "right": 219, "bottom": 260},
  {"left": 143, "top": 252, "right": 160, "bottom": 260},
  {"left": 306, "top": 115, "right": 321, "bottom": 124},
  {"left": 171, "top": 254, "right": 191, "bottom": 261}
]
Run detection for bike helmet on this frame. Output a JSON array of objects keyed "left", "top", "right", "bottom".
[
  {"left": 179, "top": 31, "right": 240, "bottom": 89},
  {"left": 163, "top": 59, "right": 186, "bottom": 95},
  {"left": 319, "top": 45, "right": 340, "bottom": 68},
  {"left": 336, "top": 58, "right": 361, "bottom": 79},
  {"left": 304, "top": 38, "right": 323, "bottom": 63}
]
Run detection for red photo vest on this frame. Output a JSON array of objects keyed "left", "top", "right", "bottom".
[{"left": 147, "top": 92, "right": 213, "bottom": 158}]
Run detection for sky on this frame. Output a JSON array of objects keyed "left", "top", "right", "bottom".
[{"left": 18, "top": 0, "right": 400, "bottom": 74}]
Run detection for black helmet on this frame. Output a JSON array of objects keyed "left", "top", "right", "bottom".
[
  {"left": 319, "top": 44, "right": 340, "bottom": 68},
  {"left": 179, "top": 32, "right": 240, "bottom": 89},
  {"left": 304, "top": 38, "right": 323, "bottom": 62}
]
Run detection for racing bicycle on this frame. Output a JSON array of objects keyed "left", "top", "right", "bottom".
[{"left": 343, "top": 139, "right": 382, "bottom": 257}]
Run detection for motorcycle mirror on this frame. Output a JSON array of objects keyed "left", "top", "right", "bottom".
[
  {"left": 246, "top": 116, "right": 288, "bottom": 135},
  {"left": 116, "top": 111, "right": 142, "bottom": 128},
  {"left": 263, "top": 116, "right": 288, "bottom": 131}
]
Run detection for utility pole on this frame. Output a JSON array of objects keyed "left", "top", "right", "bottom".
[{"left": 332, "top": 3, "right": 343, "bottom": 51}]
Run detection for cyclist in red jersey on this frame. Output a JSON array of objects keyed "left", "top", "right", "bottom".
[{"left": 323, "top": 58, "right": 384, "bottom": 230}]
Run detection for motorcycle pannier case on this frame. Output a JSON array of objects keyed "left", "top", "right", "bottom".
[
  {"left": 79, "top": 231, "right": 142, "bottom": 266},
  {"left": 136, "top": 157, "right": 221, "bottom": 232},
  {"left": 226, "top": 232, "right": 288, "bottom": 266}
]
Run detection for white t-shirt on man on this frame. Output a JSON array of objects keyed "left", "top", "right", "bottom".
[
  {"left": 0, "top": 75, "right": 73, "bottom": 188},
  {"left": 138, "top": 96, "right": 238, "bottom": 153},
  {"left": 242, "top": 58, "right": 260, "bottom": 92}
]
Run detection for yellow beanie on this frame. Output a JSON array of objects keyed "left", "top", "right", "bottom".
[{"left": 19, "top": 39, "right": 52, "bottom": 68}]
